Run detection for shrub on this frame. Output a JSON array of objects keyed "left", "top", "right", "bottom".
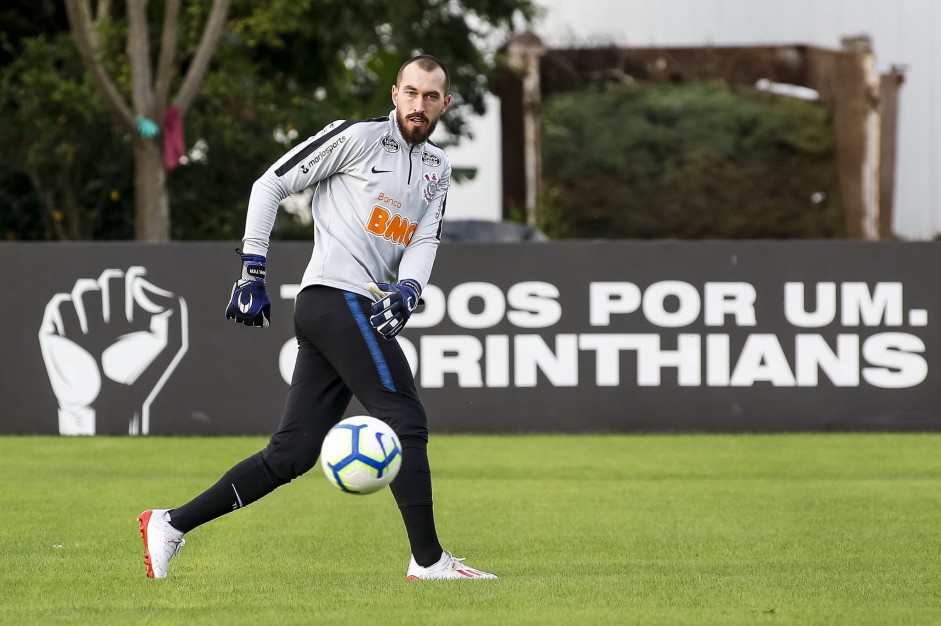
[{"left": 539, "top": 80, "right": 843, "bottom": 239}]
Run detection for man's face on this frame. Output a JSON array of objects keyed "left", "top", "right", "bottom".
[{"left": 392, "top": 63, "right": 451, "bottom": 145}]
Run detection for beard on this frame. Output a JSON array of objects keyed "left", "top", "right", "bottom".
[{"left": 396, "top": 110, "right": 438, "bottom": 145}]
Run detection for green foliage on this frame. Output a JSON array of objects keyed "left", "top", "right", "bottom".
[
  {"left": 0, "top": 32, "right": 135, "bottom": 239},
  {"left": 220, "top": 0, "right": 535, "bottom": 134},
  {"left": 2, "top": 434, "right": 941, "bottom": 625},
  {"left": 0, "top": 0, "right": 537, "bottom": 240},
  {"left": 170, "top": 0, "right": 537, "bottom": 240},
  {"left": 540, "top": 80, "right": 844, "bottom": 239},
  {"left": 166, "top": 47, "right": 338, "bottom": 240}
]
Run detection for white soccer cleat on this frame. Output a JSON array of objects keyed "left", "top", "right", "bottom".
[
  {"left": 137, "top": 509, "right": 185, "bottom": 579},
  {"left": 406, "top": 551, "right": 498, "bottom": 580}
]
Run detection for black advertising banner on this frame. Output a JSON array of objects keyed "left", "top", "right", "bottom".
[{"left": 2, "top": 241, "right": 939, "bottom": 435}]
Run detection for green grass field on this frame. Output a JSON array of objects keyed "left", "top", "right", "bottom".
[{"left": 1, "top": 434, "right": 940, "bottom": 625}]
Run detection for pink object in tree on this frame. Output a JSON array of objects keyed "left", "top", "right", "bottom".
[{"left": 163, "top": 106, "right": 186, "bottom": 172}]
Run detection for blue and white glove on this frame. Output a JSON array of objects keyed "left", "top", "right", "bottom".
[
  {"left": 225, "top": 249, "right": 271, "bottom": 328},
  {"left": 367, "top": 279, "right": 421, "bottom": 340}
]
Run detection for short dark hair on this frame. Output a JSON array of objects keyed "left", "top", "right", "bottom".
[{"left": 396, "top": 55, "right": 450, "bottom": 94}]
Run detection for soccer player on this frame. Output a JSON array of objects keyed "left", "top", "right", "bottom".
[{"left": 138, "top": 55, "right": 496, "bottom": 581}]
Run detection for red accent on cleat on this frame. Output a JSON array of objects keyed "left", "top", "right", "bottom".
[{"left": 137, "top": 510, "right": 156, "bottom": 578}]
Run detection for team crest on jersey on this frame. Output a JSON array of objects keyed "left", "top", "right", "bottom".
[
  {"left": 380, "top": 134, "right": 399, "bottom": 153},
  {"left": 421, "top": 152, "right": 440, "bottom": 167},
  {"left": 422, "top": 172, "right": 440, "bottom": 205}
]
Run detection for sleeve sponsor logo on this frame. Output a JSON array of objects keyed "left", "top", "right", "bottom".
[
  {"left": 299, "top": 135, "right": 347, "bottom": 174},
  {"left": 366, "top": 205, "right": 417, "bottom": 246}
]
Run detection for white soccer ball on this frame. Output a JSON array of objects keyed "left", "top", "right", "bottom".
[{"left": 320, "top": 416, "right": 402, "bottom": 494}]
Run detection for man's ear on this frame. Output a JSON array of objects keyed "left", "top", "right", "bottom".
[{"left": 391, "top": 85, "right": 399, "bottom": 106}]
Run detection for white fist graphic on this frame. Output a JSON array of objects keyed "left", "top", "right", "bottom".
[{"left": 38, "top": 267, "right": 188, "bottom": 436}]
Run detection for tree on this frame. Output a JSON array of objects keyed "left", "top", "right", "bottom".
[
  {"left": 540, "top": 81, "right": 844, "bottom": 239},
  {"left": 63, "top": 0, "right": 231, "bottom": 241},
  {"left": 2, "top": 0, "right": 537, "bottom": 240},
  {"left": 166, "top": 0, "right": 539, "bottom": 240},
  {"left": 0, "top": 31, "right": 134, "bottom": 239}
]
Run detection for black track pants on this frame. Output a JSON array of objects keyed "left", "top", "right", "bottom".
[
  {"left": 261, "top": 285, "right": 429, "bottom": 480},
  {"left": 169, "top": 286, "right": 442, "bottom": 562}
]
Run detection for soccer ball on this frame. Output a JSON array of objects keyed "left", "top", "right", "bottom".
[{"left": 320, "top": 416, "right": 402, "bottom": 494}]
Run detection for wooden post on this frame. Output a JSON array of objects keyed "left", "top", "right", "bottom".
[
  {"left": 879, "top": 65, "right": 905, "bottom": 239},
  {"left": 507, "top": 34, "right": 546, "bottom": 229},
  {"left": 807, "top": 43, "right": 881, "bottom": 239}
]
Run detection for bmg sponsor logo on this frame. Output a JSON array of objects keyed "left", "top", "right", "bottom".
[{"left": 365, "top": 205, "right": 417, "bottom": 246}]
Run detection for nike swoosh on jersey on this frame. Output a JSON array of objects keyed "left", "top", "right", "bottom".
[{"left": 371, "top": 166, "right": 393, "bottom": 174}]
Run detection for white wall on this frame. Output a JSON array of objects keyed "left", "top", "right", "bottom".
[
  {"left": 440, "top": 94, "right": 503, "bottom": 221},
  {"left": 528, "top": 0, "right": 941, "bottom": 239}
]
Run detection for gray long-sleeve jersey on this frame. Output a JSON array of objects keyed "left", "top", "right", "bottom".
[{"left": 242, "top": 110, "right": 450, "bottom": 299}]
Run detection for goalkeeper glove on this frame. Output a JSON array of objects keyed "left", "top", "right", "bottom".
[
  {"left": 367, "top": 279, "right": 421, "bottom": 340},
  {"left": 225, "top": 249, "right": 271, "bottom": 328}
]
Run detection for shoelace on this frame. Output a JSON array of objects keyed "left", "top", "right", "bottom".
[
  {"left": 167, "top": 537, "right": 185, "bottom": 557},
  {"left": 447, "top": 555, "right": 466, "bottom": 569}
]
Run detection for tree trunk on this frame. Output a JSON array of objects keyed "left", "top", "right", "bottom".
[
  {"left": 66, "top": 0, "right": 231, "bottom": 241},
  {"left": 133, "top": 138, "right": 170, "bottom": 241}
]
